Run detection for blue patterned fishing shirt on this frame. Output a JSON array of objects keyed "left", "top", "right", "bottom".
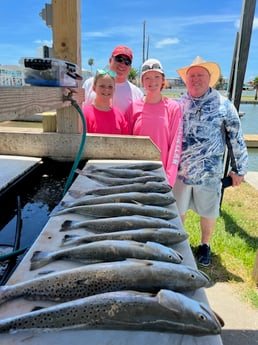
[{"left": 177, "top": 88, "right": 248, "bottom": 186}]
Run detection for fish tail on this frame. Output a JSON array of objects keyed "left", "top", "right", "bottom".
[
  {"left": 60, "top": 220, "right": 75, "bottom": 231},
  {"left": 30, "top": 251, "right": 53, "bottom": 270},
  {"left": 61, "top": 234, "right": 81, "bottom": 246},
  {"left": 68, "top": 189, "right": 85, "bottom": 198},
  {"left": 0, "top": 286, "right": 11, "bottom": 306}
]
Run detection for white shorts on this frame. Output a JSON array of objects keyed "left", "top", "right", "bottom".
[{"left": 173, "top": 178, "right": 221, "bottom": 219}]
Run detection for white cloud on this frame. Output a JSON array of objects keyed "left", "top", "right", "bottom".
[
  {"left": 252, "top": 17, "right": 258, "bottom": 29},
  {"left": 235, "top": 16, "right": 258, "bottom": 30},
  {"left": 34, "top": 39, "right": 52, "bottom": 46},
  {"left": 155, "top": 38, "right": 179, "bottom": 48},
  {"left": 83, "top": 31, "right": 111, "bottom": 38}
]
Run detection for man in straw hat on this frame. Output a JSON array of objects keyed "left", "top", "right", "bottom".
[{"left": 173, "top": 56, "right": 248, "bottom": 266}]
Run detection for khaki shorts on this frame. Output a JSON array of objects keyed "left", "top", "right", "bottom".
[{"left": 173, "top": 178, "right": 221, "bottom": 219}]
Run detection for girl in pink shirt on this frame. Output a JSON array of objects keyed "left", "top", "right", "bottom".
[
  {"left": 83, "top": 69, "right": 128, "bottom": 134},
  {"left": 125, "top": 59, "right": 183, "bottom": 186}
]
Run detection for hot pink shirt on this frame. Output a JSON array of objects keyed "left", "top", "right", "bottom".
[
  {"left": 83, "top": 104, "right": 128, "bottom": 135},
  {"left": 125, "top": 97, "right": 183, "bottom": 186}
]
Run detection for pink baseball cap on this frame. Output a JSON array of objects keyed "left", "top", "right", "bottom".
[{"left": 111, "top": 46, "right": 133, "bottom": 61}]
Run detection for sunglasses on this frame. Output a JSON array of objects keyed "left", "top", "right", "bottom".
[
  {"left": 96, "top": 69, "right": 117, "bottom": 78},
  {"left": 142, "top": 63, "right": 162, "bottom": 72},
  {"left": 113, "top": 55, "right": 132, "bottom": 66}
]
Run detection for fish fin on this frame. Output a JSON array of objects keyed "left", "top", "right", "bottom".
[
  {"left": 37, "top": 270, "right": 56, "bottom": 275},
  {"left": 31, "top": 305, "right": 46, "bottom": 312},
  {"left": 131, "top": 200, "right": 143, "bottom": 206},
  {"left": 145, "top": 241, "right": 168, "bottom": 250},
  {"left": 157, "top": 289, "right": 182, "bottom": 313}
]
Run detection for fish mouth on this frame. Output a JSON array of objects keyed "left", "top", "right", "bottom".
[
  {"left": 200, "top": 303, "right": 225, "bottom": 329},
  {"left": 198, "top": 270, "right": 216, "bottom": 287}
]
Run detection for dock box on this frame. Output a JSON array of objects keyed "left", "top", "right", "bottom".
[{"left": 21, "top": 58, "right": 82, "bottom": 87}]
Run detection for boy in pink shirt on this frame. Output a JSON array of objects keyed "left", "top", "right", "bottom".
[
  {"left": 125, "top": 59, "right": 183, "bottom": 186},
  {"left": 83, "top": 69, "right": 128, "bottom": 134}
]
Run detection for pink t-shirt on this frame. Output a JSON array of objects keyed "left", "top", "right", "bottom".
[
  {"left": 83, "top": 104, "right": 128, "bottom": 135},
  {"left": 125, "top": 97, "right": 183, "bottom": 186}
]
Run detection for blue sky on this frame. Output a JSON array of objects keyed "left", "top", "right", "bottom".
[{"left": 0, "top": 0, "right": 258, "bottom": 82}]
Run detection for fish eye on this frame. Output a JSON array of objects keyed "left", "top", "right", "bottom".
[
  {"left": 190, "top": 274, "right": 196, "bottom": 279},
  {"left": 198, "top": 313, "right": 207, "bottom": 321}
]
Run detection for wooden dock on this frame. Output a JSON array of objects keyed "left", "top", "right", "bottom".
[{"left": 244, "top": 134, "right": 258, "bottom": 148}]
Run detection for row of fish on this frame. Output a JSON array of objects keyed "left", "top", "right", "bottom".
[{"left": 0, "top": 161, "right": 223, "bottom": 336}]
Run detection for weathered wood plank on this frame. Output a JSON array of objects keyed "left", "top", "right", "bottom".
[
  {"left": 0, "top": 132, "right": 161, "bottom": 161},
  {"left": 0, "top": 87, "right": 84, "bottom": 122},
  {"left": 0, "top": 87, "right": 67, "bottom": 121}
]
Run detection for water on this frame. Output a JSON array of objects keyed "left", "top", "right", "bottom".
[
  {"left": 0, "top": 159, "right": 80, "bottom": 283},
  {"left": 239, "top": 103, "right": 258, "bottom": 171}
]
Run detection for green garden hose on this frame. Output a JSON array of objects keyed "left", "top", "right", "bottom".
[{"left": 62, "top": 96, "right": 87, "bottom": 196}]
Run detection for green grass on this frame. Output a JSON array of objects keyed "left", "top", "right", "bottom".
[
  {"left": 162, "top": 89, "right": 258, "bottom": 103},
  {"left": 183, "top": 182, "right": 258, "bottom": 309}
]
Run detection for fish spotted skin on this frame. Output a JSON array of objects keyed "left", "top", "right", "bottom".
[
  {"left": 0, "top": 259, "right": 212, "bottom": 306},
  {"left": 60, "top": 215, "right": 178, "bottom": 232},
  {"left": 61, "top": 191, "right": 175, "bottom": 208},
  {"left": 75, "top": 170, "right": 165, "bottom": 185},
  {"left": 0, "top": 289, "right": 222, "bottom": 335},
  {"left": 29, "top": 240, "right": 183, "bottom": 270},
  {"left": 69, "top": 181, "right": 172, "bottom": 198},
  {"left": 61, "top": 228, "right": 188, "bottom": 247},
  {"left": 53, "top": 202, "right": 176, "bottom": 220}
]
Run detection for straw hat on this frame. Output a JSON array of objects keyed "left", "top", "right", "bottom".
[{"left": 177, "top": 56, "right": 221, "bottom": 87}]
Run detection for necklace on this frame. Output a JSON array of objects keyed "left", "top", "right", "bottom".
[{"left": 190, "top": 97, "right": 202, "bottom": 117}]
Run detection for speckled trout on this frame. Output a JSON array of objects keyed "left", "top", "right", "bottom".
[
  {"left": 61, "top": 228, "right": 188, "bottom": 247},
  {"left": 75, "top": 169, "right": 165, "bottom": 185},
  {"left": 85, "top": 165, "right": 159, "bottom": 178},
  {"left": 61, "top": 191, "right": 175, "bottom": 208},
  {"left": 29, "top": 240, "right": 183, "bottom": 270},
  {"left": 53, "top": 202, "right": 177, "bottom": 220},
  {"left": 0, "top": 259, "right": 212, "bottom": 305},
  {"left": 0, "top": 289, "right": 223, "bottom": 335},
  {"left": 69, "top": 181, "right": 172, "bottom": 198},
  {"left": 60, "top": 215, "right": 178, "bottom": 232}
]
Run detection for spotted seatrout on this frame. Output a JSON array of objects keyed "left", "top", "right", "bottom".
[
  {"left": 0, "top": 259, "right": 212, "bottom": 305},
  {"left": 85, "top": 165, "right": 158, "bottom": 178},
  {"left": 0, "top": 289, "right": 223, "bottom": 335},
  {"left": 29, "top": 240, "right": 183, "bottom": 270},
  {"left": 61, "top": 228, "right": 188, "bottom": 247},
  {"left": 53, "top": 202, "right": 176, "bottom": 220},
  {"left": 69, "top": 181, "right": 172, "bottom": 198},
  {"left": 61, "top": 191, "right": 175, "bottom": 208},
  {"left": 60, "top": 215, "right": 178, "bottom": 232},
  {"left": 75, "top": 169, "right": 165, "bottom": 185}
]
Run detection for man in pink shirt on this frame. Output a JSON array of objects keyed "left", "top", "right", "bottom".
[{"left": 125, "top": 59, "right": 183, "bottom": 187}]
